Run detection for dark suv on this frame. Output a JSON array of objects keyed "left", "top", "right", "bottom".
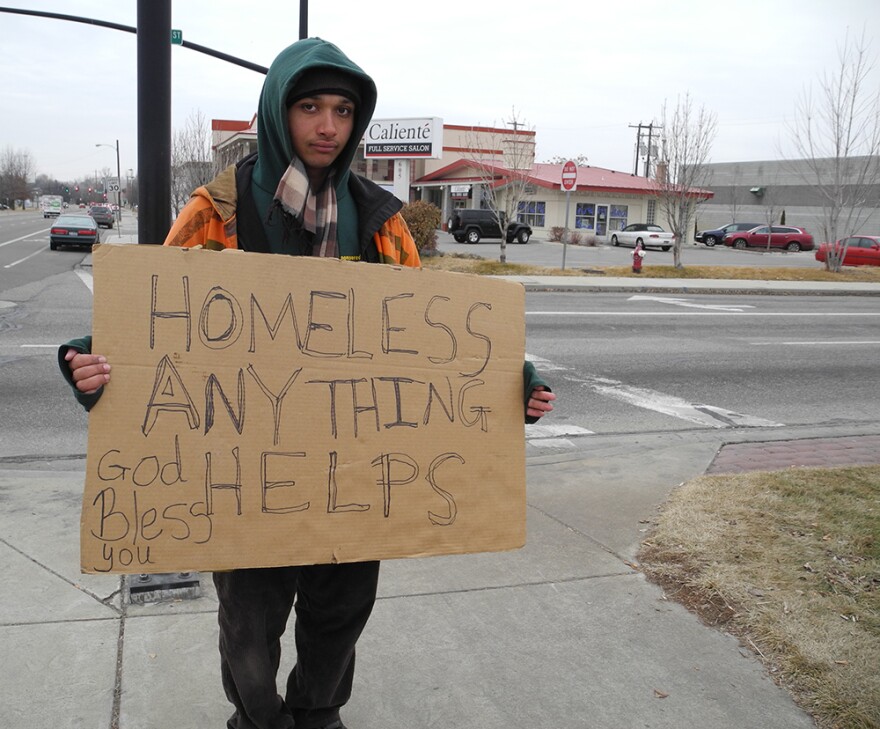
[
  {"left": 695, "top": 222, "right": 762, "bottom": 247},
  {"left": 88, "top": 205, "right": 115, "bottom": 229},
  {"left": 448, "top": 209, "right": 532, "bottom": 244}
]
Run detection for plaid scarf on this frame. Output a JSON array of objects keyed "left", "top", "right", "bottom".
[{"left": 273, "top": 156, "right": 338, "bottom": 257}]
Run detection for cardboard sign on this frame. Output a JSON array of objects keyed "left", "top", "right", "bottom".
[{"left": 82, "top": 244, "right": 526, "bottom": 574}]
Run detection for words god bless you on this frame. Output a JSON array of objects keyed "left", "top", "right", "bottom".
[{"left": 82, "top": 246, "right": 527, "bottom": 574}]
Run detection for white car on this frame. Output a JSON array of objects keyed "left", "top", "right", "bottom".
[{"left": 610, "top": 224, "right": 675, "bottom": 251}]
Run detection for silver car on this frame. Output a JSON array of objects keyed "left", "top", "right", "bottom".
[{"left": 610, "top": 223, "right": 675, "bottom": 251}]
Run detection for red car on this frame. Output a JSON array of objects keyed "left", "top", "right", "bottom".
[
  {"left": 815, "top": 235, "right": 880, "bottom": 266},
  {"left": 722, "top": 225, "right": 814, "bottom": 252}
]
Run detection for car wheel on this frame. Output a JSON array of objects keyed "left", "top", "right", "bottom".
[
  {"left": 611, "top": 235, "right": 619, "bottom": 246},
  {"left": 49, "top": 240, "right": 58, "bottom": 251},
  {"left": 453, "top": 235, "right": 465, "bottom": 243},
  {"left": 705, "top": 235, "right": 717, "bottom": 247},
  {"left": 786, "top": 242, "right": 801, "bottom": 252},
  {"left": 733, "top": 238, "right": 748, "bottom": 249},
  {"left": 662, "top": 246, "right": 671, "bottom": 252},
  {"left": 516, "top": 229, "right": 530, "bottom": 244},
  {"left": 466, "top": 229, "right": 481, "bottom": 244}
]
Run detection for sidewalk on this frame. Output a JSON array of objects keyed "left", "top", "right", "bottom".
[
  {"left": 8, "top": 428, "right": 880, "bottom": 727},
  {"left": 3, "top": 218, "right": 878, "bottom": 728}
]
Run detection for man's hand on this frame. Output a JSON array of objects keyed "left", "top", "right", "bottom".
[
  {"left": 64, "top": 349, "right": 111, "bottom": 395},
  {"left": 527, "top": 387, "right": 555, "bottom": 420}
]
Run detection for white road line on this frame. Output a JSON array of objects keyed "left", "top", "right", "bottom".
[
  {"left": 4, "top": 246, "right": 47, "bottom": 268},
  {"left": 583, "top": 375, "right": 785, "bottom": 429},
  {"left": 528, "top": 438, "right": 576, "bottom": 449},
  {"left": 526, "top": 353, "right": 568, "bottom": 371},
  {"left": 526, "top": 353, "right": 785, "bottom": 430},
  {"left": 628, "top": 294, "right": 756, "bottom": 312},
  {"left": 20, "top": 344, "right": 58, "bottom": 348},
  {"left": 751, "top": 340, "right": 880, "bottom": 346},
  {"left": 525, "top": 311, "right": 880, "bottom": 316},
  {"left": 75, "top": 269, "right": 94, "bottom": 293},
  {"left": 526, "top": 424, "right": 594, "bottom": 438},
  {"left": 0, "top": 228, "right": 50, "bottom": 248}
]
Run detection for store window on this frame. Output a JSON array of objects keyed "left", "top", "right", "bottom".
[
  {"left": 575, "top": 202, "right": 595, "bottom": 229},
  {"left": 609, "top": 205, "right": 629, "bottom": 232},
  {"left": 646, "top": 199, "right": 656, "bottom": 225},
  {"left": 517, "top": 201, "right": 545, "bottom": 227}
]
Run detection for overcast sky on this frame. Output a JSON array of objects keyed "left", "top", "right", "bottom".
[{"left": 3, "top": 0, "right": 880, "bottom": 183}]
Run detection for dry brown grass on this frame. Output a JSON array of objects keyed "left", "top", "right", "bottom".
[
  {"left": 638, "top": 466, "right": 880, "bottom": 729},
  {"left": 421, "top": 254, "right": 880, "bottom": 282}
]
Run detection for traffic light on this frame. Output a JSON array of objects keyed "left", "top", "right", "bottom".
[
  {"left": 75, "top": 185, "right": 79, "bottom": 192},
  {"left": 65, "top": 186, "right": 69, "bottom": 194}
]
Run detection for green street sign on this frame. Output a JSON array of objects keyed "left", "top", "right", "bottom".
[{"left": 171, "top": 29, "right": 183, "bottom": 45}]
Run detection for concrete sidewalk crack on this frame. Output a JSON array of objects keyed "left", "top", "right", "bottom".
[{"left": 0, "top": 535, "right": 121, "bottom": 612}]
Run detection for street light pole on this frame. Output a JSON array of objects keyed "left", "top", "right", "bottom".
[{"left": 96, "top": 140, "right": 123, "bottom": 237}]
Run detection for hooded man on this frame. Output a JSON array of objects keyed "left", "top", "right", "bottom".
[{"left": 61, "top": 37, "right": 555, "bottom": 729}]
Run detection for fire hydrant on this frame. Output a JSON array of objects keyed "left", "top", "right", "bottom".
[{"left": 632, "top": 241, "right": 646, "bottom": 273}]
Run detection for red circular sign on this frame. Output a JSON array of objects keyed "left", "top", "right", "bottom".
[{"left": 561, "top": 160, "right": 577, "bottom": 191}]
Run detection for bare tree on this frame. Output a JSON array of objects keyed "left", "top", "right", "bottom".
[
  {"left": 171, "top": 109, "right": 217, "bottom": 217},
  {"left": 461, "top": 108, "right": 535, "bottom": 263},
  {"left": 786, "top": 30, "right": 880, "bottom": 271},
  {"left": 655, "top": 94, "right": 717, "bottom": 269},
  {"left": 0, "top": 146, "right": 35, "bottom": 208}
]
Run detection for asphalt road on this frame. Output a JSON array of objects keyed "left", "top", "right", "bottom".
[
  {"left": 523, "top": 291, "right": 880, "bottom": 447},
  {"left": 1, "top": 211, "right": 877, "bottom": 466}
]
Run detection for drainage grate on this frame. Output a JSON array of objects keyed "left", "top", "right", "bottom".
[{"left": 124, "top": 572, "right": 201, "bottom": 604}]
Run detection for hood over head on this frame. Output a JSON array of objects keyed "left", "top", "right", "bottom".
[{"left": 253, "top": 37, "right": 377, "bottom": 194}]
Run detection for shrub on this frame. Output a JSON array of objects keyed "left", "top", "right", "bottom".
[
  {"left": 400, "top": 200, "right": 440, "bottom": 253},
  {"left": 567, "top": 231, "right": 582, "bottom": 245},
  {"left": 549, "top": 226, "right": 565, "bottom": 242}
]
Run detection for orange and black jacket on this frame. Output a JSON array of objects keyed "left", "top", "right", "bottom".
[{"left": 164, "top": 153, "right": 420, "bottom": 267}]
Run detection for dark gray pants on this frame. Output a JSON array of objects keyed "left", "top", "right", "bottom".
[{"left": 214, "top": 561, "right": 380, "bottom": 729}]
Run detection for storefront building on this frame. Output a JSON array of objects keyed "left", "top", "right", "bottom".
[{"left": 210, "top": 117, "right": 706, "bottom": 239}]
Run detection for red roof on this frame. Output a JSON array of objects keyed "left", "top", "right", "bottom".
[
  {"left": 212, "top": 119, "right": 251, "bottom": 132},
  {"left": 416, "top": 161, "right": 712, "bottom": 199}
]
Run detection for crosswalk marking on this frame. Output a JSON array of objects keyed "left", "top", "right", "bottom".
[{"left": 525, "top": 353, "right": 785, "bottom": 450}]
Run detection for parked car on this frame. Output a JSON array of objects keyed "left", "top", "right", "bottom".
[
  {"left": 695, "top": 222, "right": 763, "bottom": 247},
  {"left": 815, "top": 236, "right": 880, "bottom": 266},
  {"left": 610, "top": 223, "right": 674, "bottom": 251},
  {"left": 88, "top": 204, "right": 115, "bottom": 229},
  {"left": 448, "top": 209, "right": 532, "bottom": 244},
  {"left": 722, "top": 225, "right": 814, "bottom": 252},
  {"left": 49, "top": 214, "right": 101, "bottom": 250}
]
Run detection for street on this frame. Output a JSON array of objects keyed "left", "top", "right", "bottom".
[
  {"left": 524, "top": 291, "right": 880, "bottom": 451},
  {"left": 1, "top": 209, "right": 878, "bottom": 466}
]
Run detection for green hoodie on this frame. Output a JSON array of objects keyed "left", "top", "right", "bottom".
[{"left": 250, "top": 37, "right": 377, "bottom": 250}]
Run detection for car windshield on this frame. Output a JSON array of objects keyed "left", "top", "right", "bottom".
[{"left": 55, "top": 215, "right": 94, "bottom": 226}]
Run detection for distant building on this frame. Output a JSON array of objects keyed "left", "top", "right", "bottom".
[
  {"left": 696, "top": 158, "right": 880, "bottom": 240},
  {"left": 209, "top": 117, "right": 713, "bottom": 239}
]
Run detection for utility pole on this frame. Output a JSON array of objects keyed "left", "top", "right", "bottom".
[
  {"left": 629, "top": 121, "right": 662, "bottom": 177},
  {"left": 137, "top": 0, "right": 171, "bottom": 244},
  {"left": 629, "top": 123, "right": 643, "bottom": 174},
  {"left": 299, "top": 0, "right": 308, "bottom": 38}
]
